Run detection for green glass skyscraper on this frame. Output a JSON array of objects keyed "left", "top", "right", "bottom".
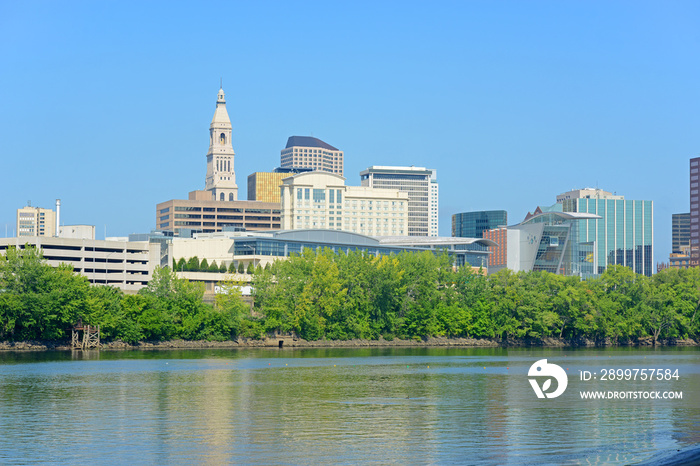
[{"left": 559, "top": 189, "right": 653, "bottom": 277}]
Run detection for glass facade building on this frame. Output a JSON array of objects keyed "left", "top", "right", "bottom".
[
  {"left": 562, "top": 198, "right": 654, "bottom": 277},
  {"left": 672, "top": 212, "right": 690, "bottom": 254},
  {"left": 452, "top": 210, "right": 507, "bottom": 239},
  {"left": 231, "top": 230, "right": 495, "bottom": 269},
  {"left": 510, "top": 206, "right": 598, "bottom": 277}
]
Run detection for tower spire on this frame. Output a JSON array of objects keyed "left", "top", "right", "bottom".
[{"left": 205, "top": 86, "right": 237, "bottom": 201}]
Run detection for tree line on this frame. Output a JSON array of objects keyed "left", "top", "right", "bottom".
[
  {"left": 1, "top": 245, "right": 698, "bottom": 345},
  {"left": 173, "top": 256, "right": 261, "bottom": 275}
]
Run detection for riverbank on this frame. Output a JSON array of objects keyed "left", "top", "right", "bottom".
[{"left": 2, "top": 336, "right": 699, "bottom": 351}]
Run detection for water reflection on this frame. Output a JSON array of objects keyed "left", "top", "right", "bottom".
[{"left": 0, "top": 347, "right": 697, "bottom": 464}]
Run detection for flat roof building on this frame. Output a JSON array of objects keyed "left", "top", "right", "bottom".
[
  {"left": 17, "top": 205, "right": 56, "bottom": 237},
  {"left": 280, "top": 171, "right": 409, "bottom": 236},
  {"left": 452, "top": 210, "right": 507, "bottom": 239},
  {"left": 280, "top": 136, "right": 344, "bottom": 176},
  {"left": 672, "top": 212, "right": 690, "bottom": 254},
  {"left": 560, "top": 189, "right": 654, "bottom": 277},
  {"left": 157, "top": 190, "right": 281, "bottom": 236},
  {"left": 360, "top": 166, "right": 438, "bottom": 237},
  {"left": 691, "top": 157, "right": 700, "bottom": 267},
  {"left": 247, "top": 172, "right": 287, "bottom": 203},
  {"left": 0, "top": 237, "right": 159, "bottom": 293}
]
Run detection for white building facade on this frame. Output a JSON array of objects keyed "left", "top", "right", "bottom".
[
  {"left": 0, "top": 237, "right": 159, "bottom": 293},
  {"left": 205, "top": 87, "right": 238, "bottom": 201},
  {"left": 280, "top": 172, "right": 409, "bottom": 236},
  {"left": 360, "top": 166, "right": 438, "bottom": 237}
]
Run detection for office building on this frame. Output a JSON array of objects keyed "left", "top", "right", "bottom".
[
  {"left": 17, "top": 205, "right": 56, "bottom": 237},
  {"left": 280, "top": 171, "right": 409, "bottom": 236},
  {"left": 205, "top": 87, "right": 238, "bottom": 201},
  {"left": 672, "top": 213, "right": 690, "bottom": 254},
  {"left": 452, "top": 210, "right": 507, "bottom": 239},
  {"left": 0, "top": 237, "right": 159, "bottom": 293},
  {"left": 360, "top": 166, "right": 438, "bottom": 237},
  {"left": 157, "top": 190, "right": 280, "bottom": 236},
  {"left": 247, "top": 172, "right": 287, "bottom": 203},
  {"left": 691, "top": 157, "right": 700, "bottom": 267},
  {"left": 560, "top": 189, "right": 654, "bottom": 277},
  {"left": 280, "top": 136, "right": 344, "bottom": 176}
]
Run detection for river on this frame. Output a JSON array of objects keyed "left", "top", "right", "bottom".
[{"left": 0, "top": 347, "right": 698, "bottom": 465}]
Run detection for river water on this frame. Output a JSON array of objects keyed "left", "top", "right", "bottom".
[{"left": 0, "top": 347, "right": 697, "bottom": 465}]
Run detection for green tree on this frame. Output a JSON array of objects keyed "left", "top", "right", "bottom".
[
  {"left": 200, "top": 258, "right": 209, "bottom": 272},
  {"left": 238, "top": 262, "right": 244, "bottom": 274},
  {"left": 186, "top": 256, "right": 200, "bottom": 272}
]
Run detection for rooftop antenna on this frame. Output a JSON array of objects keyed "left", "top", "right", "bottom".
[{"left": 220, "top": 77, "right": 222, "bottom": 89}]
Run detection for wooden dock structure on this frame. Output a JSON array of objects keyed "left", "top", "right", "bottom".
[{"left": 71, "top": 322, "right": 100, "bottom": 350}]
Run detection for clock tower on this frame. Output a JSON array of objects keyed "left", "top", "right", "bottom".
[{"left": 205, "top": 87, "right": 238, "bottom": 201}]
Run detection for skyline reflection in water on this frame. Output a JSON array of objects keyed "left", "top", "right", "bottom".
[{"left": 0, "top": 347, "right": 697, "bottom": 465}]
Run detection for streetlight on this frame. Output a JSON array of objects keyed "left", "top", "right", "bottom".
[{"left": 243, "top": 244, "right": 256, "bottom": 272}]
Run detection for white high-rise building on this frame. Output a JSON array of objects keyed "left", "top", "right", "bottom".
[
  {"left": 280, "top": 172, "right": 409, "bottom": 236},
  {"left": 205, "top": 87, "right": 238, "bottom": 201},
  {"left": 360, "top": 166, "right": 438, "bottom": 237}
]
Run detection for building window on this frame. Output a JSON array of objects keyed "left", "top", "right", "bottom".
[
  {"left": 220, "top": 193, "right": 225, "bottom": 201},
  {"left": 229, "top": 193, "right": 234, "bottom": 201}
]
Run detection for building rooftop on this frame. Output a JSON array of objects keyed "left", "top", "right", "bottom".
[{"left": 285, "top": 136, "right": 339, "bottom": 151}]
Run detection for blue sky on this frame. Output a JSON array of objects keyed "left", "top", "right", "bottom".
[{"left": 1, "top": 1, "right": 698, "bottom": 265}]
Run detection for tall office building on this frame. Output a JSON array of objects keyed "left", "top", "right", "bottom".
[
  {"left": 691, "top": 157, "right": 700, "bottom": 267},
  {"left": 559, "top": 188, "right": 654, "bottom": 277},
  {"left": 672, "top": 213, "right": 690, "bottom": 254},
  {"left": 280, "top": 171, "right": 409, "bottom": 236},
  {"left": 360, "top": 166, "right": 438, "bottom": 237},
  {"left": 16, "top": 205, "right": 56, "bottom": 237},
  {"left": 452, "top": 210, "right": 507, "bottom": 238},
  {"left": 280, "top": 136, "right": 344, "bottom": 176},
  {"left": 205, "top": 87, "right": 238, "bottom": 201}
]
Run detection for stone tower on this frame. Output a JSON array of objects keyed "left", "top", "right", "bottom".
[{"left": 205, "top": 87, "right": 238, "bottom": 201}]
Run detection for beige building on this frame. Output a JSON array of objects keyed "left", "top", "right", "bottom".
[
  {"left": 205, "top": 87, "right": 238, "bottom": 201},
  {"left": 17, "top": 205, "right": 56, "bottom": 237},
  {"left": 247, "top": 172, "right": 287, "bottom": 203},
  {"left": 360, "top": 166, "right": 439, "bottom": 237},
  {"left": 280, "top": 136, "right": 344, "bottom": 176},
  {"left": 0, "top": 237, "right": 159, "bottom": 293},
  {"left": 157, "top": 190, "right": 281, "bottom": 236},
  {"left": 280, "top": 171, "right": 409, "bottom": 236},
  {"left": 556, "top": 188, "right": 623, "bottom": 203}
]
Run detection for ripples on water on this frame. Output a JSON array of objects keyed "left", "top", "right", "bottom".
[{"left": 0, "top": 347, "right": 698, "bottom": 465}]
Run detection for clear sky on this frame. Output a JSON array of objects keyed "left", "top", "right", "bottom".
[{"left": 1, "top": 1, "right": 699, "bottom": 266}]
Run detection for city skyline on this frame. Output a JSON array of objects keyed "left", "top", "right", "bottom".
[{"left": 2, "top": 2, "right": 700, "bottom": 265}]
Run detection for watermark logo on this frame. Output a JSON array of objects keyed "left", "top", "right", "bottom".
[{"left": 528, "top": 359, "right": 568, "bottom": 399}]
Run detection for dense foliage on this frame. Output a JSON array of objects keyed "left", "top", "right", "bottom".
[
  {"left": 251, "top": 248, "right": 700, "bottom": 343},
  {"left": 1, "top": 246, "right": 699, "bottom": 344},
  {"left": 0, "top": 246, "right": 247, "bottom": 343}
]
